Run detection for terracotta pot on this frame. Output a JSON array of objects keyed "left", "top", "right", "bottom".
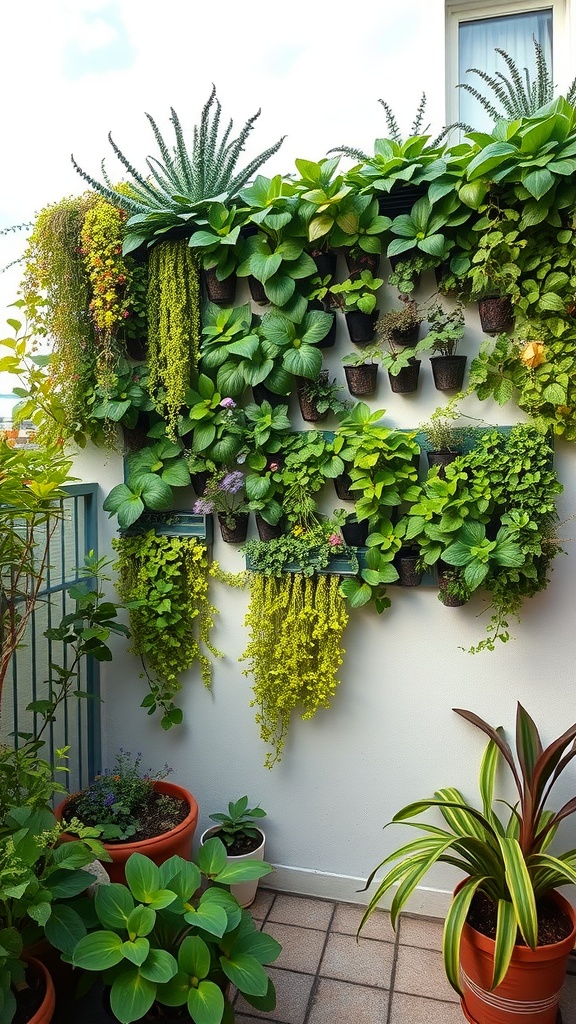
[
  {"left": 345, "top": 309, "right": 378, "bottom": 345},
  {"left": 200, "top": 825, "right": 267, "bottom": 908},
  {"left": 459, "top": 888, "right": 576, "bottom": 1024},
  {"left": 21, "top": 956, "right": 56, "bottom": 1024},
  {"left": 344, "top": 363, "right": 378, "bottom": 397},
  {"left": 296, "top": 379, "right": 328, "bottom": 422},
  {"left": 478, "top": 296, "right": 514, "bottom": 335},
  {"left": 218, "top": 513, "right": 249, "bottom": 543},
  {"left": 255, "top": 514, "right": 283, "bottom": 540},
  {"left": 203, "top": 268, "right": 237, "bottom": 306},
  {"left": 345, "top": 251, "right": 381, "bottom": 280},
  {"left": 54, "top": 781, "right": 199, "bottom": 884},
  {"left": 388, "top": 359, "right": 421, "bottom": 394},
  {"left": 430, "top": 355, "right": 467, "bottom": 392}
]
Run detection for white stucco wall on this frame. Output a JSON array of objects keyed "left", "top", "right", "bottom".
[{"left": 63, "top": 0, "right": 576, "bottom": 916}]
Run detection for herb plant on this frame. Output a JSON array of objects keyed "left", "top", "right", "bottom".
[{"left": 208, "top": 796, "right": 267, "bottom": 850}]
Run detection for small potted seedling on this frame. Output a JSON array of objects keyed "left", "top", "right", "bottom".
[{"left": 200, "top": 796, "right": 268, "bottom": 907}]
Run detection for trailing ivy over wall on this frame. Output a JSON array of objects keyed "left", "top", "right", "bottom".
[
  {"left": 240, "top": 572, "right": 349, "bottom": 768},
  {"left": 112, "top": 532, "right": 221, "bottom": 729}
]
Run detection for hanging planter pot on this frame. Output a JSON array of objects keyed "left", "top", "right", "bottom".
[
  {"left": 191, "top": 471, "right": 209, "bottom": 497},
  {"left": 437, "top": 562, "right": 468, "bottom": 607},
  {"left": 125, "top": 336, "right": 148, "bottom": 361},
  {"left": 377, "top": 183, "right": 428, "bottom": 219},
  {"left": 341, "top": 516, "right": 369, "bottom": 547},
  {"left": 395, "top": 548, "right": 423, "bottom": 587},
  {"left": 255, "top": 514, "right": 284, "bottom": 541},
  {"left": 251, "top": 382, "right": 290, "bottom": 407},
  {"left": 345, "top": 251, "right": 381, "bottom": 280},
  {"left": 248, "top": 276, "right": 269, "bottom": 305},
  {"left": 426, "top": 449, "right": 461, "bottom": 477},
  {"left": 218, "top": 513, "right": 249, "bottom": 543},
  {"left": 478, "top": 295, "right": 514, "bottom": 334},
  {"left": 391, "top": 323, "right": 421, "bottom": 347},
  {"left": 345, "top": 309, "right": 378, "bottom": 345},
  {"left": 333, "top": 470, "right": 355, "bottom": 502},
  {"left": 296, "top": 379, "right": 328, "bottom": 422},
  {"left": 318, "top": 311, "right": 337, "bottom": 349},
  {"left": 344, "top": 363, "right": 378, "bottom": 397},
  {"left": 388, "top": 359, "right": 421, "bottom": 394},
  {"left": 203, "top": 268, "right": 237, "bottom": 306},
  {"left": 430, "top": 355, "right": 467, "bottom": 392},
  {"left": 310, "top": 249, "right": 338, "bottom": 280}
]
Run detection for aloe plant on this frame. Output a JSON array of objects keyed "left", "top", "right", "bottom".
[
  {"left": 71, "top": 87, "right": 285, "bottom": 253},
  {"left": 360, "top": 703, "right": 576, "bottom": 994}
]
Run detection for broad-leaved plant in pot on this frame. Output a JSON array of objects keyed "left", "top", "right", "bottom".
[
  {"left": 200, "top": 796, "right": 268, "bottom": 908},
  {"left": 359, "top": 703, "right": 576, "bottom": 1024}
]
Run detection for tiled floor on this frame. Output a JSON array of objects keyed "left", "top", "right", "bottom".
[{"left": 237, "top": 887, "right": 576, "bottom": 1024}]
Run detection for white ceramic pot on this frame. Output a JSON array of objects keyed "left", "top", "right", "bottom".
[{"left": 200, "top": 825, "right": 266, "bottom": 908}]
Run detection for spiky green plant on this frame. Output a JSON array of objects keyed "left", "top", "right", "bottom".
[
  {"left": 71, "top": 85, "right": 286, "bottom": 253},
  {"left": 458, "top": 37, "right": 576, "bottom": 124},
  {"left": 330, "top": 93, "right": 448, "bottom": 162}
]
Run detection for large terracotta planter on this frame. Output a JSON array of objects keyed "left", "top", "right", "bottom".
[
  {"left": 459, "top": 888, "right": 576, "bottom": 1024},
  {"left": 55, "top": 781, "right": 199, "bottom": 884},
  {"left": 22, "top": 956, "right": 56, "bottom": 1024},
  {"left": 200, "top": 825, "right": 267, "bottom": 908}
]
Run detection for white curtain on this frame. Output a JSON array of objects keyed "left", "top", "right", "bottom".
[{"left": 458, "top": 9, "right": 553, "bottom": 130}]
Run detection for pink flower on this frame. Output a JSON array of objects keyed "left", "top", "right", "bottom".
[{"left": 328, "top": 533, "right": 342, "bottom": 547}]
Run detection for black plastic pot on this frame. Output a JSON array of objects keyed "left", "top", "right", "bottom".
[
  {"left": 125, "top": 337, "right": 148, "bottom": 361},
  {"left": 478, "top": 295, "right": 514, "bottom": 334},
  {"left": 248, "top": 276, "right": 269, "bottom": 305},
  {"left": 318, "top": 311, "right": 337, "bottom": 349},
  {"left": 251, "top": 383, "right": 289, "bottom": 407},
  {"left": 296, "top": 379, "right": 328, "bottom": 422},
  {"left": 218, "top": 513, "right": 249, "bottom": 543},
  {"left": 333, "top": 471, "right": 355, "bottom": 502},
  {"left": 344, "top": 309, "right": 378, "bottom": 344},
  {"left": 378, "top": 184, "right": 428, "bottom": 219},
  {"left": 255, "top": 514, "right": 284, "bottom": 541},
  {"left": 345, "top": 251, "right": 381, "bottom": 280},
  {"left": 344, "top": 363, "right": 378, "bottom": 397},
  {"left": 203, "top": 268, "right": 237, "bottom": 306},
  {"left": 191, "top": 472, "right": 209, "bottom": 496},
  {"left": 395, "top": 549, "right": 423, "bottom": 587},
  {"left": 388, "top": 359, "right": 421, "bottom": 394},
  {"left": 426, "top": 450, "right": 461, "bottom": 478},
  {"left": 430, "top": 355, "right": 467, "bottom": 392},
  {"left": 391, "top": 323, "right": 420, "bottom": 347},
  {"left": 310, "top": 249, "right": 338, "bottom": 279},
  {"left": 341, "top": 518, "right": 369, "bottom": 546}
]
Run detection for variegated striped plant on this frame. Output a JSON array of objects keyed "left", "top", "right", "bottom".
[{"left": 359, "top": 703, "right": 576, "bottom": 995}]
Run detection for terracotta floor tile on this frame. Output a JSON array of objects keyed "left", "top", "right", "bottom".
[
  {"left": 399, "top": 913, "right": 445, "bottom": 951},
  {"left": 331, "top": 901, "right": 395, "bottom": 943},
  {"left": 264, "top": 923, "right": 327, "bottom": 974},
  {"left": 267, "top": 893, "right": 335, "bottom": 929},
  {"left": 560, "top": 974, "right": 576, "bottom": 1024},
  {"left": 307, "top": 977, "right": 389, "bottom": 1024},
  {"left": 390, "top": 992, "right": 465, "bottom": 1024},
  {"left": 394, "top": 945, "right": 459, "bottom": 1003},
  {"left": 234, "top": 967, "right": 314, "bottom": 1024},
  {"left": 319, "top": 931, "right": 394, "bottom": 988},
  {"left": 249, "top": 887, "right": 276, "bottom": 921}
]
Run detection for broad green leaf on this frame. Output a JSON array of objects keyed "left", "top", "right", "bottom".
[
  {"left": 126, "top": 905, "right": 156, "bottom": 938},
  {"left": 499, "top": 837, "right": 537, "bottom": 948},
  {"left": 179, "top": 935, "right": 210, "bottom": 979},
  {"left": 492, "top": 899, "right": 518, "bottom": 989},
  {"left": 139, "top": 948, "right": 178, "bottom": 984},
  {"left": 125, "top": 854, "right": 161, "bottom": 903},
  {"left": 221, "top": 953, "right": 269, "bottom": 996},
  {"left": 43, "top": 904, "right": 87, "bottom": 954},
  {"left": 121, "top": 936, "right": 150, "bottom": 966},
  {"left": 187, "top": 980, "right": 225, "bottom": 1024},
  {"left": 110, "top": 968, "right": 156, "bottom": 1024},
  {"left": 95, "top": 884, "right": 135, "bottom": 930},
  {"left": 73, "top": 930, "right": 124, "bottom": 971}
]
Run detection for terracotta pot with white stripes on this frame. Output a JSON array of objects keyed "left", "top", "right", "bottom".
[{"left": 458, "top": 887, "right": 576, "bottom": 1024}]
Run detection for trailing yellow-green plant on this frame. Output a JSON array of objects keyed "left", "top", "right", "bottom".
[
  {"left": 147, "top": 239, "right": 201, "bottom": 439},
  {"left": 112, "top": 531, "right": 221, "bottom": 729},
  {"left": 241, "top": 572, "right": 349, "bottom": 768},
  {"left": 22, "top": 192, "right": 99, "bottom": 444},
  {"left": 80, "top": 198, "right": 131, "bottom": 390}
]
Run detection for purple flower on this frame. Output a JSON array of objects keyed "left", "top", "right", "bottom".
[
  {"left": 219, "top": 397, "right": 236, "bottom": 409},
  {"left": 220, "top": 470, "right": 244, "bottom": 494},
  {"left": 104, "top": 792, "right": 116, "bottom": 807},
  {"left": 193, "top": 497, "right": 215, "bottom": 514}
]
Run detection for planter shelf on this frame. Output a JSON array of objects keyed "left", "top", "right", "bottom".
[
  {"left": 245, "top": 547, "right": 438, "bottom": 585},
  {"left": 119, "top": 511, "right": 213, "bottom": 541}
]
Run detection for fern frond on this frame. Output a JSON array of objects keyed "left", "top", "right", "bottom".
[{"left": 496, "top": 48, "right": 530, "bottom": 113}]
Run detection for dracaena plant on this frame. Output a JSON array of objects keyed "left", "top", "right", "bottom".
[
  {"left": 69, "top": 843, "right": 280, "bottom": 1024},
  {"left": 359, "top": 703, "right": 576, "bottom": 995}
]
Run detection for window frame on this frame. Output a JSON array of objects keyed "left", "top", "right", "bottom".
[{"left": 445, "top": 0, "right": 571, "bottom": 127}]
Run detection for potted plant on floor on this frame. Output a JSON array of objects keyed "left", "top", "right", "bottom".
[
  {"left": 69, "top": 846, "right": 281, "bottom": 1024},
  {"left": 359, "top": 703, "right": 576, "bottom": 1024},
  {"left": 54, "top": 750, "right": 199, "bottom": 884},
  {"left": 200, "top": 796, "right": 268, "bottom": 908}
]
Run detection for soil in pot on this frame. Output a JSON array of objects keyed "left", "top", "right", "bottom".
[
  {"left": 345, "top": 309, "right": 378, "bottom": 345},
  {"left": 61, "top": 788, "right": 189, "bottom": 845},
  {"left": 200, "top": 825, "right": 266, "bottom": 908},
  {"left": 388, "top": 359, "right": 421, "bottom": 394},
  {"left": 467, "top": 891, "right": 573, "bottom": 947},
  {"left": 478, "top": 295, "right": 514, "bottom": 334},
  {"left": 344, "top": 363, "right": 378, "bottom": 397},
  {"left": 437, "top": 563, "right": 468, "bottom": 607},
  {"left": 203, "top": 268, "right": 237, "bottom": 305},
  {"left": 430, "top": 355, "right": 467, "bottom": 391}
]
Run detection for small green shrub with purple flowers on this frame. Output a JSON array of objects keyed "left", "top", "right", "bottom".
[{"left": 68, "top": 750, "right": 176, "bottom": 841}]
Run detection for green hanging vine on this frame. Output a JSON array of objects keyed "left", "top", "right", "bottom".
[
  {"left": 147, "top": 239, "right": 201, "bottom": 439},
  {"left": 240, "top": 573, "right": 349, "bottom": 768},
  {"left": 112, "top": 532, "right": 221, "bottom": 729}
]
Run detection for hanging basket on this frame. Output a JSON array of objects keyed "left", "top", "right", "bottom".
[
  {"left": 478, "top": 296, "right": 514, "bottom": 334},
  {"left": 344, "top": 309, "right": 378, "bottom": 345},
  {"left": 430, "top": 355, "right": 467, "bottom": 392},
  {"left": 344, "top": 363, "right": 378, "bottom": 397},
  {"left": 388, "top": 359, "right": 421, "bottom": 394},
  {"left": 203, "top": 268, "right": 237, "bottom": 306},
  {"left": 218, "top": 513, "right": 249, "bottom": 543}
]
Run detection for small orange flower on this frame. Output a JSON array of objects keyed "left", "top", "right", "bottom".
[{"left": 519, "top": 341, "right": 546, "bottom": 368}]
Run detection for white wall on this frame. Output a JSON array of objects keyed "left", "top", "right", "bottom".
[{"left": 46, "top": 0, "right": 576, "bottom": 916}]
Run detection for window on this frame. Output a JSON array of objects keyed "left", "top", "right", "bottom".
[{"left": 445, "top": 1, "right": 568, "bottom": 131}]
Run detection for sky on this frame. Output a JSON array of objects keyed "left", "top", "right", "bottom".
[{"left": 0, "top": 0, "right": 447, "bottom": 413}]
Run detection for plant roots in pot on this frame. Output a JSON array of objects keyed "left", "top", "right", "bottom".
[
  {"left": 344, "top": 363, "right": 378, "bottom": 397},
  {"left": 430, "top": 355, "right": 467, "bottom": 391}
]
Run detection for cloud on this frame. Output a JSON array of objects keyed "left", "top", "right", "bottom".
[{"left": 62, "top": 3, "right": 136, "bottom": 78}]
